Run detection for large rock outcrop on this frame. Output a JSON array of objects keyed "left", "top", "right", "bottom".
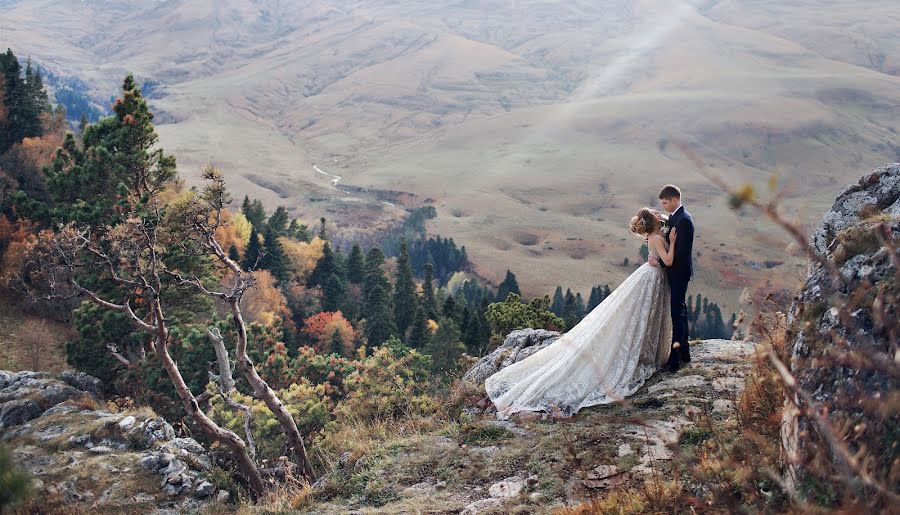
[
  {"left": 463, "top": 328, "right": 561, "bottom": 385},
  {"left": 0, "top": 370, "right": 230, "bottom": 512},
  {"left": 782, "top": 163, "right": 899, "bottom": 494}
]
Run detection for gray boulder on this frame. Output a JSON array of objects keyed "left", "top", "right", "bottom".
[
  {"left": 782, "top": 163, "right": 899, "bottom": 494},
  {"left": 0, "top": 399, "right": 43, "bottom": 429},
  {"left": 0, "top": 371, "right": 99, "bottom": 428},
  {"left": 463, "top": 328, "right": 560, "bottom": 384}
]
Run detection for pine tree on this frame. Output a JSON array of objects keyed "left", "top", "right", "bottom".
[
  {"left": 242, "top": 228, "right": 263, "bottom": 270},
  {"left": 639, "top": 243, "right": 649, "bottom": 261},
  {"left": 330, "top": 328, "right": 344, "bottom": 357},
  {"left": 364, "top": 284, "right": 397, "bottom": 347},
  {"left": 693, "top": 293, "right": 702, "bottom": 322},
  {"left": 393, "top": 240, "right": 417, "bottom": 337},
  {"left": 603, "top": 285, "right": 612, "bottom": 299},
  {"left": 551, "top": 286, "right": 565, "bottom": 315},
  {"left": 421, "top": 263, "right": 439, "bottom": 320},
  {"left": 575, "top": 292, "right": 585, "bottom": 322},
  {"left": 562, "top": 289, "right": 578, "bottom": 329},
  {"left": 443, "top": 294, "right": 460, "bottom": 324},
  {"left": 425, "top": 317, "right": 465, "bottom": 375},
  {"left": 308, "top": 242, "right": 338, "bottom": 288},
  {"left": 242, "top": 196, "right": 267, "bottom": 229},
  {"left": 287, "top": 219, "right": 310, "bottom": 242},
  {"left": 364, "top": 247, "right": 390, "bottom": 294},
  {"left": 227, "top": 243, "right": 241, "bottom": 263},
  {"left": 347, "top": 244, "right": 366, "bottom": 283},
  {"left": 322, "top": 273, "right": 346, "bottom": 313},
  {"left": 408, "top": 301, "right": 429, "bottom": 349},
  {"left": 464, "top": 308, "right": 485, "bottom": 353},
  {"left": 318, "top": 217, "right": 327, "bottom": 240},
  {"left": 79, "top": 112, "right": 89, "bottom": 132},
  {"left": 623, "top": 257, "right": 630, "bottom": 266},
  {"left": 259, "top": 226, "right": 288, "bottom": 282},
  {"left": 27, "top": 74, "right": 174, "bottom": 226},
  {"left": 267, "top": 206, "right": 289, "bottom": 236},
  {"left": 587, "top": 286, "right": 601, "bottom": 312},
  {"left": 497, "top": 270, "right": 521, "bottom": 302},
  {"left": 0, "top": 51, "right": 49, "bottom": 152}
]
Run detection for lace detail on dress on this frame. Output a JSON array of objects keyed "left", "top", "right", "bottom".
[{"left": 485, "top": 263, "right": 671, "bottom": 418}]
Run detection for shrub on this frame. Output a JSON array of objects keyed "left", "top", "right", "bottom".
[{"left": 336, "top": 338, "right": 435, "bottom": 420}]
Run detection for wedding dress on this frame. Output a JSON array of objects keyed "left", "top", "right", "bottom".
[{"left": 485, "top": 251, "right": 671, "bottom": 418}]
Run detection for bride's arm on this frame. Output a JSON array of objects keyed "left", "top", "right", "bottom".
[{"left": 651, "top": 232, "right": 677, "bottom": 267}]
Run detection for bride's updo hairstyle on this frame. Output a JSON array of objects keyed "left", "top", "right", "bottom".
[{"left": 629, "top": 207, "right": 660, "bottom": 236}]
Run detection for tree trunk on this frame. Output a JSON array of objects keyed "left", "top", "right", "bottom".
[
  {"left": 230, "top": 298, "right": 316, "bottom": 480},
  {"left": 152, "top": 302, "right": 266, "bottom": 497}
]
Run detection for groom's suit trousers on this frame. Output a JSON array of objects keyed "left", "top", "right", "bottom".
[{"left": 670, "top": 277, "right": 690, "bottom": 348}]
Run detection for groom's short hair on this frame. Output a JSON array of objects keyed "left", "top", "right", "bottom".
[{"left": 658, "top": 185, "right": 681, "bottom": 200}]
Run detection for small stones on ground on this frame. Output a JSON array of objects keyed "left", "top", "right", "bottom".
[
  {"left": 488, "top": 476, "right": 525, "bottom": 498},
  {"left": 712, "top": 399, "right": 735, "bottom": 414},
  {"left": 117, "top": 415, "right": 136, "bottom": 429},
  {"left": 461, "top": 498, "right": 502, "bottom": 514},
  {"left": 582, "top": 465, "right": 628, "bottom": 489}
]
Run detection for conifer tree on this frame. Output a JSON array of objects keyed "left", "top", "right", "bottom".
[
  {"left": 497, "top": 269, "right": 521, "bottom": 301},
  {"left": 308, "top": 242, "right": 338, "bottom": 288},
  {"left": 425, "top": 318, "right": 466, "bottom": 375},
  {"left": 243, "top": 227, "right": 263, "bottom": 270},
  {"left": 227, "top": 243, "right": 241, "bottom": 263},
  {"left": 322, "top": 273, "right": 345, "bottom": 313},
  {"left": 242, "top": 196, "right": 266, "bottom": 229},
  {"left": 364, "top": 247, "right": 389, "bottom": 294},
  {"left": 26, "top": 74, "right": 174, "bottom": 226},
  {"left": 421, "top": 263, "right": 439, "bottom": 319},
  {"left": 588, "top": 286, "right": 601, "bottom": 312},
  {"left": 267, "top": 206, "right": 289, "bottom": 236},
  {"left": 393, "top": 239, "right": 417, "bottom": 337},
  {"left": 443, "top": 294, "right": 461, "bottom": 324},
  {"left": 364, "top": 284, "right": 397, "bottom": 347},
  {"left": 562, "top": 288, "right": 578, "bottom": 329},
  {"left": 408, "top": 301, "right": 429, "bottom": 349},
  {"left": 330, "top": 328, "right": 344, "bottom": 357},
  {"left": 318, "top": 217, "right": 327, "bottom": 240},
  {"left": 259, "top": 226, "right": 288, "bottom": 283},
  {"left": 347, "top": 244, "right": 365, "bottom": 283},
  {"left": 551, "top": 286, "right": 565, "bottom": 315}
]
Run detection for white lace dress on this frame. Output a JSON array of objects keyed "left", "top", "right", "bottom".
[{"left": 485, "top": 255, "right": 671, "bottom": 418}]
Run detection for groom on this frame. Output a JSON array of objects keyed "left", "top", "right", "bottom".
[{"left": 650, "top": 185, "right": 694, "bottom": 372}]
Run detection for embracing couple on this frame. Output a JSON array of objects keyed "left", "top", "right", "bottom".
[{"left": 486, "top": 185, "right": 695, "bottom": 419}]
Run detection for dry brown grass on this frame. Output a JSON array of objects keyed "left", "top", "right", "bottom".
[{"left": 0, "top": 297, "right": 70, "bottom": 372}]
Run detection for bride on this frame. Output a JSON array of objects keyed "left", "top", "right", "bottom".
[{"left": 485, "top": 208, "right": 677, "bottom": 418}]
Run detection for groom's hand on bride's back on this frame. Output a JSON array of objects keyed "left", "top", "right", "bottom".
[{"left": 648, "top": 255, "right": 660, "bottom": 267}]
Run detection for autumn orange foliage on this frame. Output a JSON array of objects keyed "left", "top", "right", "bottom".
[{"left": 302, "top": 310, "right": 356, "bottom": 355}]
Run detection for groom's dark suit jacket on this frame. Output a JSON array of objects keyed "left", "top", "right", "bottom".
[{"left": 665, "top": 205, "right": 694, "bottom": 281}]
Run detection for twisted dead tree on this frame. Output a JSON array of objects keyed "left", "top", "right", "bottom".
[
  {"left": 22, "top": 214, "right": 268, "bottom": 497},
  {"left": 162, "top": 164, "right": 315, "bottom": 480}
]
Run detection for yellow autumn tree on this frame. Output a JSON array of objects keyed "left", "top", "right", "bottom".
[
  {"left": 213, "top": 209, "right": 252, "bottom": 255},
  {"left": 280, "top": 236, "right": 326, "bottom": 283},
  {"left": 242, "top": 270, "right": 290, "bottom": 326}
]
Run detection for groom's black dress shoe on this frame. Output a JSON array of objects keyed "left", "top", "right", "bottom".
[{"left": 666, "top": 355, "right": 681, "bottom": 373}]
